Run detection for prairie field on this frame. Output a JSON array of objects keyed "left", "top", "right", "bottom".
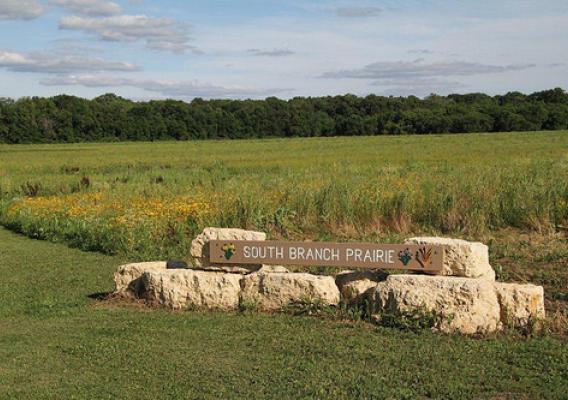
[
  {"left": 0, "top": 131, "right": 567, "bottom": 328},
  {"left": 1, "top": 131, "right": 568, "bottom": 398}
]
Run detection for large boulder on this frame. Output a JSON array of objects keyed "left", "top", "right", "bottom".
[
  {"left": 335, "top": 270, "right": 388, "bottom": 305},
  {"left": 141, "top": 269, "right": 242, "bottom": 310},
  {"left": 494, "top": 282, "right": 545, "bottom": 328},
  {"left": 369, "top": 275, "right": 501, "bottom": 334},
  {"left": 405, "top": 237, "right": 495, "bottom": 280},
  {"left": 190, "top": 227, "right": 266, "bottom": 273},
  {"left": 114, "top": 261, "right": 167, "bottom": 298},
  {"left": 240, "top": 272, "right": 340, "bottom": 311}
]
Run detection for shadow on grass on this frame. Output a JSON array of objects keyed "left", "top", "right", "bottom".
[{"left": 87, "top": 291, "right": 113, "bottom": 301}]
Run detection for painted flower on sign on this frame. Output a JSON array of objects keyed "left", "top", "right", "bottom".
[
  {"left": 398, "top": 248, "right": 413, "bottom": 266},
  {"left": 222, "top": 243, "right": 236, "bottom": 260}
]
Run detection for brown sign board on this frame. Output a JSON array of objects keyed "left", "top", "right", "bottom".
[{"left": 209, "top": 240, "right": 444, "bottom": 271}]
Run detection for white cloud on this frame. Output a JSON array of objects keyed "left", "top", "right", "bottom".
[
  {"left": 318, "top": 59, "right": 538, "bottom": 97},
  {"left": 59, "top": 15, "right": 194, "bottom": 53},
  {"left": 408, "top": 49, "right": 435, "bottom": 55},
  {"left": 247, "top": 48, "right": 295, "bottom": 57},
  {"left": 52, "top": 0, "right": 121, "bottom": 16},
  {"left": 321, "top": 59, "right": 536, "bottom": 80},
  {"left": 375, "top": 78, "right": 467, "bottom": 97},
  {"left": 0, "top": 0, "right": 43, "bottom": 20},
  {"left": 0, "top": 49, "right": 139, "bottom": 73},
  {"left": 40, "top": 74, "right": 292, "bottom": 99}
]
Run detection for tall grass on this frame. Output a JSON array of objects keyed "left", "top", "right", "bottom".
[{"left": 0, "top": 131, "right": 567, "bottom": 259}]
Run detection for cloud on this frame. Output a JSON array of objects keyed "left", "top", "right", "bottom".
[
  {"left": 335, "top": 6, "right": 382, "bottom": 18},
  {"left": 59, "top": 15, "right": 195, "bottom": 53},
  {"left": 0, "top": 0, "right": 43, "bottom": 20},
  {"left": 320, "top": 59, "right": 536, "bottom": 80},
  {"left": 375, "top": 78, "right": 467, "bottom": 97},
  {"left": 407, "top": 49, "right": 435, "bottom": 55},
  {"left": 247, "top": 48, "right": 295, "bottom": 57},
  {"left": 0, "top": 49, "right": 139, "bottom": 73},
  {"left": 52, "top": 0, "right": 121, "bottom": 16},
  {"left": 320, "top": 59, "right": 537, "bottom": 97},
  {"left": 40, "top": 74, "right": 292, "bottom": 99}
]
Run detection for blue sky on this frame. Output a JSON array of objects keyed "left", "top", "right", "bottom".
[{"left": 0, "top": 0, "right": 567, "bottom": 100}]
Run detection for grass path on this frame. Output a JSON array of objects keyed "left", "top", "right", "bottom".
[{"left": 1, "top": 227, "right": 567, "bottom": 399}]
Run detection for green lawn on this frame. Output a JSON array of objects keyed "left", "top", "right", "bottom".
[{"left": 1, "top": 227, "right": 567, "bottom": 399}]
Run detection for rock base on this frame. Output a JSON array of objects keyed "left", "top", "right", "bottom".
[
  {"left": 241, "top": 272, "right": 339, "bottom": 311},
  {"left": 368, "top": 275, "right": 500, "bottom": 334},
  {"left": 114, "top": 264, "right": 544, "bottom": 335},
  {"left": 114, "top": 261, "right": 168, "bottom": 298},
  {"left": 494, "top": 282, "right": 545, "bottom": 328},
  {"left": 113, "top": 230, "right": 544, "bottom": 335},
  {"left": 114, "top": 263, "right": 338, "bottom": 311},
  {"left": 366, "top": 275, "right": 545, "bottom": 334},
  {"left": 142, "top": 269, "right": 242, "bottom": 310},
  {"left": 335, "top": 270, "right": 388, "bottom": 305}
]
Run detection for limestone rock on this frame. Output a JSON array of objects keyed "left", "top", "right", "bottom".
[
  {"left": 257, "top": 265, "right": 290, "bottom": 273},
  {"left": 335, "top": 270, "right": 388, "bottom": 304},
  {"left": 114, "top": 261, "right": 167, "bottom": 298},
  {"left": 369, "top": 275, "right": 500, "bottom": 334},
  {"left": 405, "top": 237, "right": 495, "bottom": 280},
  {"left": 190, "top": 227, "right": 266, "bottom": 273},
  {"left": 494, "top": 282, "right": 545, "bottom": 328},
  {"left": 240, "top": 272, "right": 340, "bottom": 311},
  {"left": 141, "top": 269, "right": 242, "bottom": 310}
]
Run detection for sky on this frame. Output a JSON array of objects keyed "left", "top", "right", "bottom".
[{"left": 0, "top": 0, "right": 567, "bottom": 100}]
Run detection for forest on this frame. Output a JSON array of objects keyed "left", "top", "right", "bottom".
[{"left": 0, "top": 88, "right": 567, "bottom": 143}]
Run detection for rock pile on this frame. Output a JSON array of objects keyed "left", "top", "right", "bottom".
[{"left": 113, "top": 227, "right": 545, "bottom": 334}]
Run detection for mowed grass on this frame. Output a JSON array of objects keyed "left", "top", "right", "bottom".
[{"left": 1, "top": 227, "right": 567, "bottom": 400}]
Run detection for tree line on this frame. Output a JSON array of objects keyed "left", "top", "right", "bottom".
[{"left": 1, "top": 88, "right": 568, "bottom": 143}]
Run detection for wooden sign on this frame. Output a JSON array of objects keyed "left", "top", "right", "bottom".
[{"left": 209, "top": 240, "right": 443, "bottom": 271}]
